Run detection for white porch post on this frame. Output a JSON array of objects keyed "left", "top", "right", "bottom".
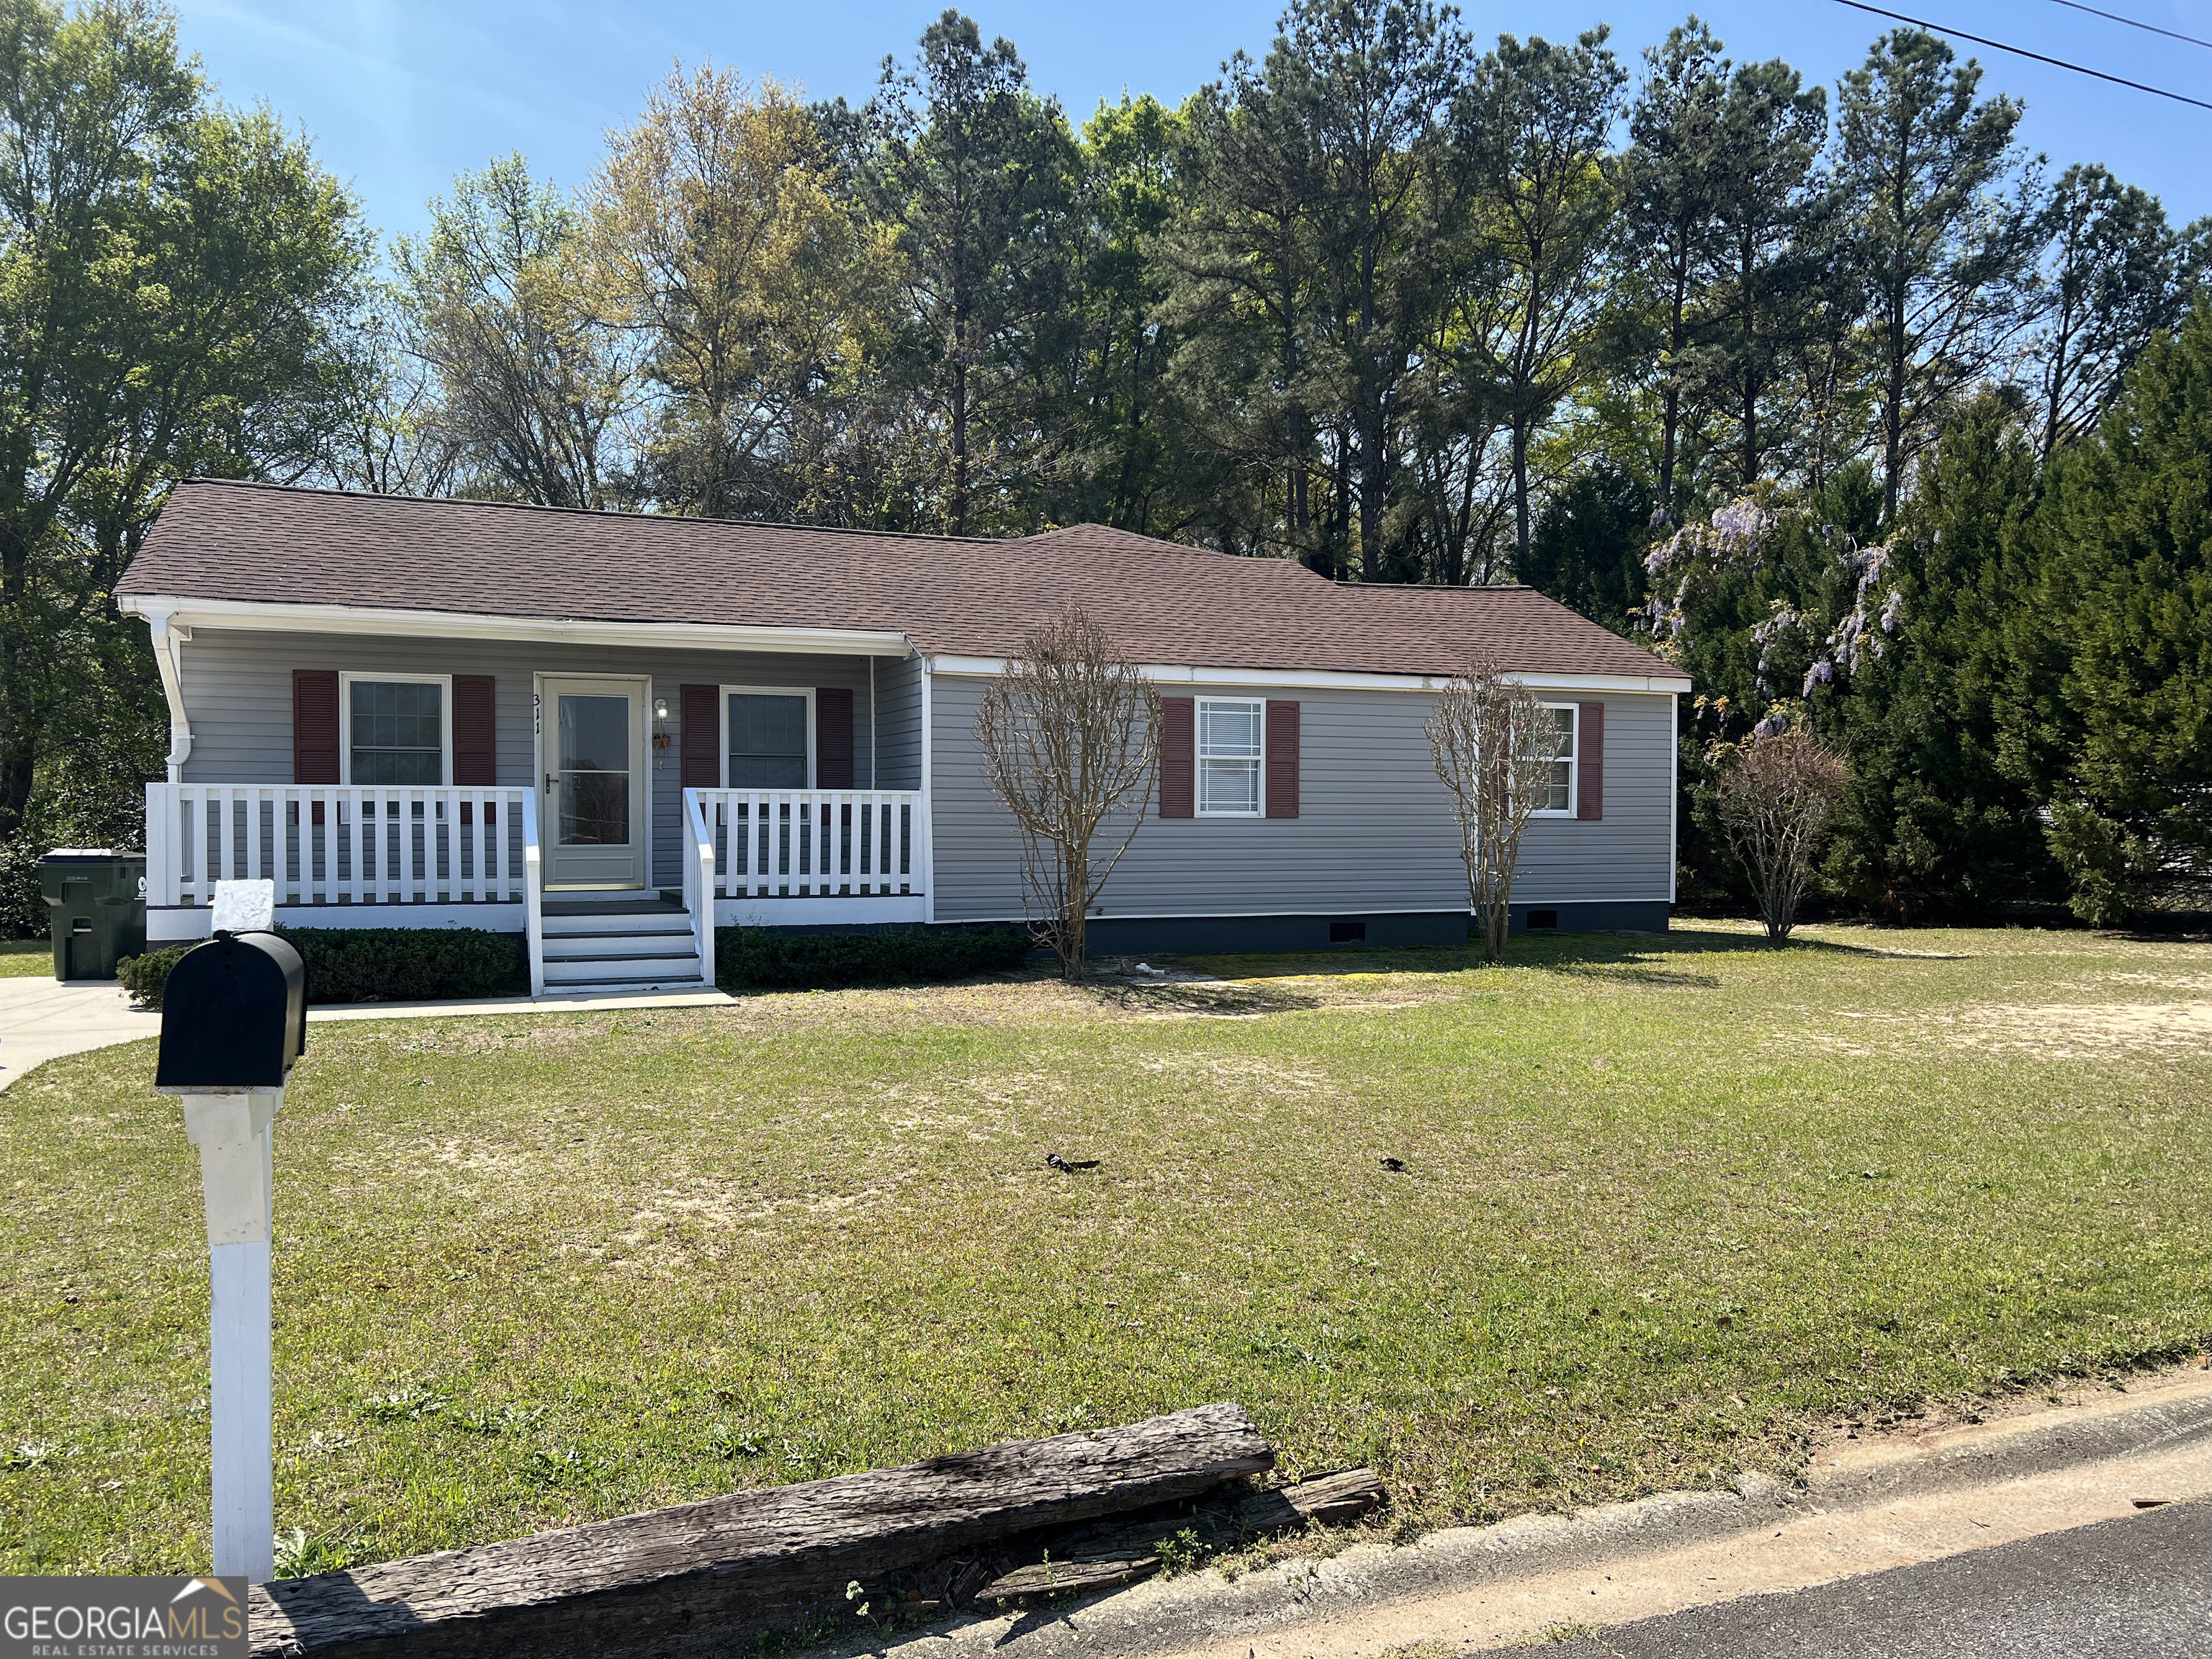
[
  {"left": 182, "top": 1089, "right": 282, "bottom": 1583},
  {"left": 919, "top": 657, "right": 935, "bottom": 924}
]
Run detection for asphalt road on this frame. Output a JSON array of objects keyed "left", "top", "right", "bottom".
[{"left": 1544, "top": 1497, "right": 2212, "bottom": 1658}]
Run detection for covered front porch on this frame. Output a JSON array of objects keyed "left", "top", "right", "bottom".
[
  {"left": 126, "top": 598, "right": 938, "bottom": 997},
  {"left": 143, "top": 783, "right": 930, "bottom": 996}
]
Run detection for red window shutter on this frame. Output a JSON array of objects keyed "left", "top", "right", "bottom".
[
  {"left": 452, "top": 675, "right": 496, "bottom": 785},
  {"left": 817, "top": 688, "right": 855, "bottom": 788},
  {"left": 1265, "top": 700, "right": 1300, "bottom": 819},
  {"left": 293, "top": 670, "right": 340, "bottom": 784},
  {"left": 680, "top": 684, "right": 721, "bottom": 788},
  {"left": 1159, "top": 697, "right": 1195, "bottom": 818},
  {"left": 1577, "top": 701, "right": 1605, "bottom": 821}
]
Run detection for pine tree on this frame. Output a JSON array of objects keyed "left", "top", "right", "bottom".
[
  {"left": 2012, "top": 303, "right": 2212, "bottom": 922},
  {"left": 1835, "top": 29, "right": 2036, "bottom": 523},
  {"left": 856, "top": 11, "right": 1077, "bottom": 534},
  {"left": 1825, "top": 396, "right": 2057, "bottom": 916},
  {"left": 2031, "top": 163, "right": 2203, "bottom": 462}
]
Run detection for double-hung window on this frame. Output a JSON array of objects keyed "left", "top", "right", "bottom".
[
  {"left": 343, "top": 675, "right": 449, "bottom": 785},
  {"left": 726, "top": 689, "right": 811, "bottom": 787},
  {"left": 1197, "top": 698, "right": 1264, "bottom": 816},
  {"left": 1537, "top": 705, "right": 1576, "bottom": 814}
]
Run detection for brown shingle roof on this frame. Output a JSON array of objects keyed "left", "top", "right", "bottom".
[{"left": 117, "top": 480, "right": 1684, "bottom": 681}]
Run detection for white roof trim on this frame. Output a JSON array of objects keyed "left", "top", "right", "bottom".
[
  {"left": 117, "top": 595, "right": 916, "bottom": 659},
  {"left": 925, "top": 654, "right": 1691, "bottom": 695}
]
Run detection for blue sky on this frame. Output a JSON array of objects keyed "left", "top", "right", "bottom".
[{"left": 174, "top": 0, "right": 2212, "bottom": 242}]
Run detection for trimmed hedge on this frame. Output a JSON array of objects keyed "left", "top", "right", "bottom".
[
  {"left": 115, "top": 945, "right": 191, "bottom": 1007},
  {"left": 116, "top": 925, "right": 528, "bottom": 1009},
  {"left": 715, "top": 925, "right": 1031, "bottom": 992}
]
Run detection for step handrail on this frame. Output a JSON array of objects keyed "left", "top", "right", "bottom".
[
  {"left": 683, "top": 787, "right": 716, "bottom": 991},
  {"left": 519, "top": 787, "right": 545, "bottom": 996}
]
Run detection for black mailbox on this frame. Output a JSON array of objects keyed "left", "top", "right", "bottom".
[{"left": 155, "top": 932, "right": 308, "bottom": 1092}]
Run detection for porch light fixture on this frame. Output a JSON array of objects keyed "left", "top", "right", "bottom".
[{"left": 652, "top": 696, "right": 671, "bottom": 767}]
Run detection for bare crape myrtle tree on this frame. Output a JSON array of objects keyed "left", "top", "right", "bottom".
[
  {"left": 975, "top": 608, "right": 1162, "bottom": 981},
  {"left": 1426, "top": 648, "right": 1565, "bottom": 963},
  {"left": 1714, "top": 729, "right": 1850, "bottom": 941}
]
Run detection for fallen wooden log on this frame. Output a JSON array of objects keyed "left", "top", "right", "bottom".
[
  {"left": 248, "top": 1403, "right": 1271, "bottom": 1658},
  {"left": 1230, "top": 1466, "right": 1387, "bottom": 1529},
  {"left": 973, "top": 1552, "right": 1160, "bottom": 1601},
  {"left": 971, "top": 1467, "right": 1386, "bottom": 1603}
]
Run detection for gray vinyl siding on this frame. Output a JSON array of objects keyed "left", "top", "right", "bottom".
[
  {"left": 174, "top": 626, "right": 915, "bottom": 889},
  {"left": 927, "top": 673, "right": 1675, "bottom": 922},
  {"left": 874, "top": 653, "right": 923, "bottom": 791},
  {"left": 1515, "top": 693, "right": 1675, "bottom": 903}
]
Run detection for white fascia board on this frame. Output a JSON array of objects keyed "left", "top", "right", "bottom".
[
  {"left": 117, "top": 595, "right": 917, "bottom": 660},
  {"left": 924, "top": 654, "right": 1691, "bottom": 695}
]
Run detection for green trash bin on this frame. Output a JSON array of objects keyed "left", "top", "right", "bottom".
[{"left": 40, "top": 849, "right": 148, "bottom": 981}]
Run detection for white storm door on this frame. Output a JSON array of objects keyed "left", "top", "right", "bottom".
[{"left": 539, "top": 678, "right": 649, "bottom": 889}]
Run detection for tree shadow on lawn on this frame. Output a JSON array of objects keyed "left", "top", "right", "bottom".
[
  {"left": 1515, "top": 927, "right": 1977, "bottom": 977},
  {"left": 1082, "top": 978, "right": 1326, "bottom": 1017},
  {"left": 1179, "top": 925, "right": 1959, "bottom": 994},
  {"left": 1640, "top": 925, "right": 1972, "bottom": 962}
]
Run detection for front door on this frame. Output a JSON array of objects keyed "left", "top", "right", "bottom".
[{"left": 539, "top": 678, "right": 649, "bottom": 889}]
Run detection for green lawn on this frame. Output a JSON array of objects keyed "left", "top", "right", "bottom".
[
  {"left": 0, "top": 938, "right": 53, "bottom": 976},
  {"left": 4, "top": 923, "right": 2210, "bottom": 1577}
]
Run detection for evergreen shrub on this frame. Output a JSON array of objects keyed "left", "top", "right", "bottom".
[
  {"left": 714, "top": 925, "right": 1031, "bottom": 992},
  {"left": 116, "top": 926, "right": 527, "bottom": 1008}
]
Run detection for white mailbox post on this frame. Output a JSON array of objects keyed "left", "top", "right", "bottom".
[
  {"left": 156, "top": 880, "right": 305, "bottom": 1584},
  {"left": 183, "top": 1089, "right": 282, "bottom": 1581}
]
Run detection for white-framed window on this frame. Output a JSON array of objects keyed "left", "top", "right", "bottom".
[
  {"left": 340, "top": 672, "right": 451, "bottom": 785},
  {"left": 721, "top": 685, "right": 814, "bottom": 788},
  {"left": 1534, "top": 703, "right": 1577, "bottom": 815},
  {"left": 1197, "top": 697, "right": 1264, "bottom": 816}
]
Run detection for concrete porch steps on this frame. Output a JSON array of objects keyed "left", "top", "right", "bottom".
[{"left": 540, "top": 892, "right": 709, "bottom": 994}]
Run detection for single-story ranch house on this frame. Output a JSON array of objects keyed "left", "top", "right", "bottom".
[{"left": 114, "top": 480, "right": 1691, "bottom": 995}]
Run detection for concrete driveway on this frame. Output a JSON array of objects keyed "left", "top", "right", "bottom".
[
  {"left": 0, "top": 974, "right": 732, "bottom": 1089},
  {"left": 0, "top": 975, "right": 161, "bottom": 1089}
]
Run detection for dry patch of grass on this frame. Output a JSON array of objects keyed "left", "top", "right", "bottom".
[{"left": 2, "top": 923, "right": 2209, "bottom": 1577}]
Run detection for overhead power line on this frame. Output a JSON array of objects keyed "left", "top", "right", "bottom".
[
  {"left": 1832, "top": 0, "right": 2212, "bottom": 112},
  {"left": 2046, "top": 0, "right": 2212, "bottom": 55}
]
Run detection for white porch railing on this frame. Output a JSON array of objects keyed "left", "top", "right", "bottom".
[
  {"left": 685, "top": 788, "right": 924, "bottom": 902},
  {"left": 145, "top": 784, "right": 539, "bottom": 914}
]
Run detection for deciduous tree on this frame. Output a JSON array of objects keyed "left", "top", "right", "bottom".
[
  {"left": 974, "top": 608, "right": 1161, "bottom": 980},
  {"left": 1426, "top": 647, "right": 1565, "bottom": 961},
  {"left": 395, "top": 155, "right": 632, "bottom": 509},
  {"left": 592, "top": 63, "right": 891, "bottom": 518},
  {"left": 0, "top": 0, "right": 367, "bottom": 918},
  {"left": 1714, "top": 727, "right": 1848, "bottom": 940}
]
